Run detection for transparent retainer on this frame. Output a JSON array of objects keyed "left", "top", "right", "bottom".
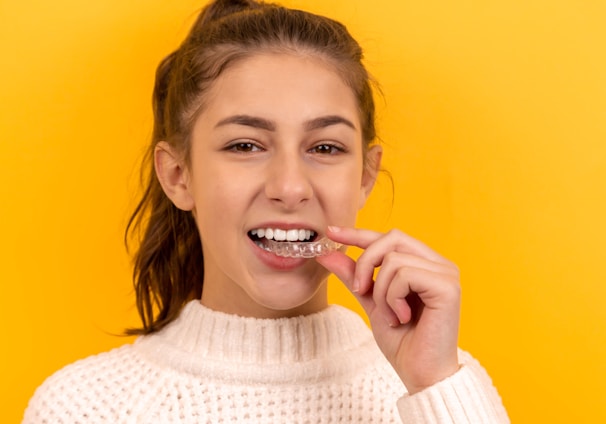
[{"left": 264, "top": 237, "right": 343, "bottom": 258}]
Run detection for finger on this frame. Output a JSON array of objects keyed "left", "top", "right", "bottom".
[
  {"left": 326, "top": 226, "right": 383, "bottom": 250},
  {"left": 372, "top": 251, "right": 458, "bottom": 276},
  {"left": 324, "top": 227, "right": 384, "bottom": 295},
  {"left": 327, "top": 226, "right": 449, "bottom": 264},
  {"left": 371, "top": 247, "right": 461, "bottom": 324},
  {"left": 383, "top": 266, "right": 461, "bottom": 324},
  {"left": 327, "top": 226, "right": 456, "bottom": 295},
  {"left": 315, "top": 252, "right": 375, "bottom": 313},
  {"left": 367, "top": 252, "right": 408, "bottom": 326},
  {"left": 381, "top": 267, "right": 421, "bottom": 326}
]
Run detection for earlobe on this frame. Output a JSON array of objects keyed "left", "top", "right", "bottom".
[
  {"left": 359, "top": 144, "right": 383, "bottom": 208},
  {"left": 154, "top": 142, "right": 195, "bottom": 211}
]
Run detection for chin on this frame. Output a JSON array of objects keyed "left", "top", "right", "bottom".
[{"left": 250, "top": 278, "right": 327, "bottom": 317}]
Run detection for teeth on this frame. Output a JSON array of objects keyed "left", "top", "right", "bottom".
[{"left": 251, "top": 227, "right": 315, "bottom": 242}]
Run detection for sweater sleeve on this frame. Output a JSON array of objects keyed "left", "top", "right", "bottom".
[{"left": 396, "top": 350, "right": 510, "bottom": 423}]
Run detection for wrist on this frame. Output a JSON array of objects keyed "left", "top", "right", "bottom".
[{"left": 403, "top": 363, "right": 462, "bottom": 395}]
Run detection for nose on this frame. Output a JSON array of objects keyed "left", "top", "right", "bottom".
[{"left": 264, "top": 153, "right": 313, "bottom": 210}]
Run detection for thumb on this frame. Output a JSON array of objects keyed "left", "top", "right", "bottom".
[{"left": 315, "top": 252, "right": 374, "bottom": 312}]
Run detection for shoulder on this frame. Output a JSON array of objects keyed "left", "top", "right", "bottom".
[{"left": 23, "top": 344, "right": 149, "bottom": 423}]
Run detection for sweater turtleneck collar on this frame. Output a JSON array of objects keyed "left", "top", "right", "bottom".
[{"left": 134, "top": 300, "right": 381, "bottom": 384}]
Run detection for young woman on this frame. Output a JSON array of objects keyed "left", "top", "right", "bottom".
[{"left": 23, "top": 0, "right": 509, "bottom": 422}]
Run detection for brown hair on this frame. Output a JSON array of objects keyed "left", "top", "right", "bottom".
[{"left": 125, "top": 0, "right": 378, "bottom": 334}]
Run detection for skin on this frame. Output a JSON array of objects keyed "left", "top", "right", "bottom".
[
  {"left": 316, "top": 227, "right": 461, "bottom": 394},
  {"left": 155, "top": 52, "right": 460, "bottom": 394}
]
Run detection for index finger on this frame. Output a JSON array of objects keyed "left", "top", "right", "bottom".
[{"left": 326, "top": 226, "right": 447, "bottom": 263}]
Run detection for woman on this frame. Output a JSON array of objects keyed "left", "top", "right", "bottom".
[{"left": 23, "top": 1, "right": 509, "bottom": 422}]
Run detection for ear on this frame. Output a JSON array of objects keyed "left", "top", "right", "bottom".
[
  {"left": 154, "top": 141, "right": 195, "bottom": 211},
  {"left": 359, "top": 144, "right": 383, "bottom": 209}
]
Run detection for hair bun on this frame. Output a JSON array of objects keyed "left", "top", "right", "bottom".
[{"left": 196, "top": 0, "right": 262, "bottom": 27}]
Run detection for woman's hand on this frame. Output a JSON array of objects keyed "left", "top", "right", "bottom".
[{"left": 316, "top": 226, "right": 461, "bottom": 394}]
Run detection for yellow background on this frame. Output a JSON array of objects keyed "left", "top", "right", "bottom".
[{"left": 2, "top": 0, "right": 605, "bottom": 422}]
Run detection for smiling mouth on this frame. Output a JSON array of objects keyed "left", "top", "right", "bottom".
[
  {"left": 248, "top": 228, "right": 317, "bottom": 246},
  {"left": 248, "top": 228, "right": 341, "bottom": 258}
]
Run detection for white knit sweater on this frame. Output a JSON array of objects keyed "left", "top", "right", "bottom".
[{"left": 23, "top": 301, "right": 509, "bottom": 423}]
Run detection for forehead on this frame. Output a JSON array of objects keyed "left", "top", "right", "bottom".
[{"left": 196, "top": 52, "right": 361, "bottom": 129}]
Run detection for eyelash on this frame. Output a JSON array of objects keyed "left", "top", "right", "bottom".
[
  {"left": 308, "top": 142, "right": 346, "bottom": 155},
  {"left": 225, "top": 141, "right": 263, "bottom": 153}
]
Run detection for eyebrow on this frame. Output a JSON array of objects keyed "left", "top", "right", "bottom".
[
  {"left": 214, "top": 114, "right": 356, "bottom": 132},
  {"left": 304, "top": 115, "right": 356, "bottom": 131},
  {"left": 215, "top": 115, "right": 275, "bottom": 131}
]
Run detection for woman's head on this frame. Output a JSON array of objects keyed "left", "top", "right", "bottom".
[
  {"left": 127, "top": 0, "right": 380, "bottom": 334},
  {"left": 155, "top": 0, "right": 377, "bottom": 160}
]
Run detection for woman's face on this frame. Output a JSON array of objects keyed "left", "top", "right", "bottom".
[{"left": 163, "top": 53, "right": 379, "bottom": 318}]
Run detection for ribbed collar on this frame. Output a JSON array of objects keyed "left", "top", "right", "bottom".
[{"left": 134, "top": 300, "right": 380, "bottom": 384}]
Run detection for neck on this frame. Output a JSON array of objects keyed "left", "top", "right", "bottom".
[{"left": 200, "top": 280, "right": 329, "bottom": 319}]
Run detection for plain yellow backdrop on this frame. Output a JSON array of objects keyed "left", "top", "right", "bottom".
[{"left": 2, "top": 0, "right": 605, "bottom": 422}]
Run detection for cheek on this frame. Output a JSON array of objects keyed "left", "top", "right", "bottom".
[
  {"left": 189, "top": 167, "right": 249, "bottom": 230},
  {"left": 321, "top": 169, "right": 364, "bottom": 223}
]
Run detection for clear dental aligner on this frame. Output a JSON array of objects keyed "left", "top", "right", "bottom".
[{"left": 263, "top": 237, "right": 343, "bottom": 258}]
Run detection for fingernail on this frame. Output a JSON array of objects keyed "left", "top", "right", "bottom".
[
  {"left": 387, "top": 316, "right": 401, "bottom": 328},
  {"left": 352, "top": 278, "right": 360, "bottom": 293},
  {"left": 327, "top": 225, "right": 341, "bottom": 233}
]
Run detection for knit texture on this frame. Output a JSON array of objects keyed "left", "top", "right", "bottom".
[{"left": 23, "top": 301, "right": 509, "bottom": 423}]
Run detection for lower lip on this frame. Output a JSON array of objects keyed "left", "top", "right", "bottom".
[{"left": 249, "top": 238, "right": 309, "bottom": 270}]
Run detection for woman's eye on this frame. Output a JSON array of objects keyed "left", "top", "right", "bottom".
[
  {"left": 310, "top": 143, "right": 344, "bottom": 155},
  {"left": 227, "top": 142, "right": 262, "bottom": 153}
]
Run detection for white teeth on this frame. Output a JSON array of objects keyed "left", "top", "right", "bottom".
[
  {"left": 274, "top": 229, "right": 286, "bottom": 241},
  {"left": 251, "top": 227, "right": 315, "bottom": 242}
]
